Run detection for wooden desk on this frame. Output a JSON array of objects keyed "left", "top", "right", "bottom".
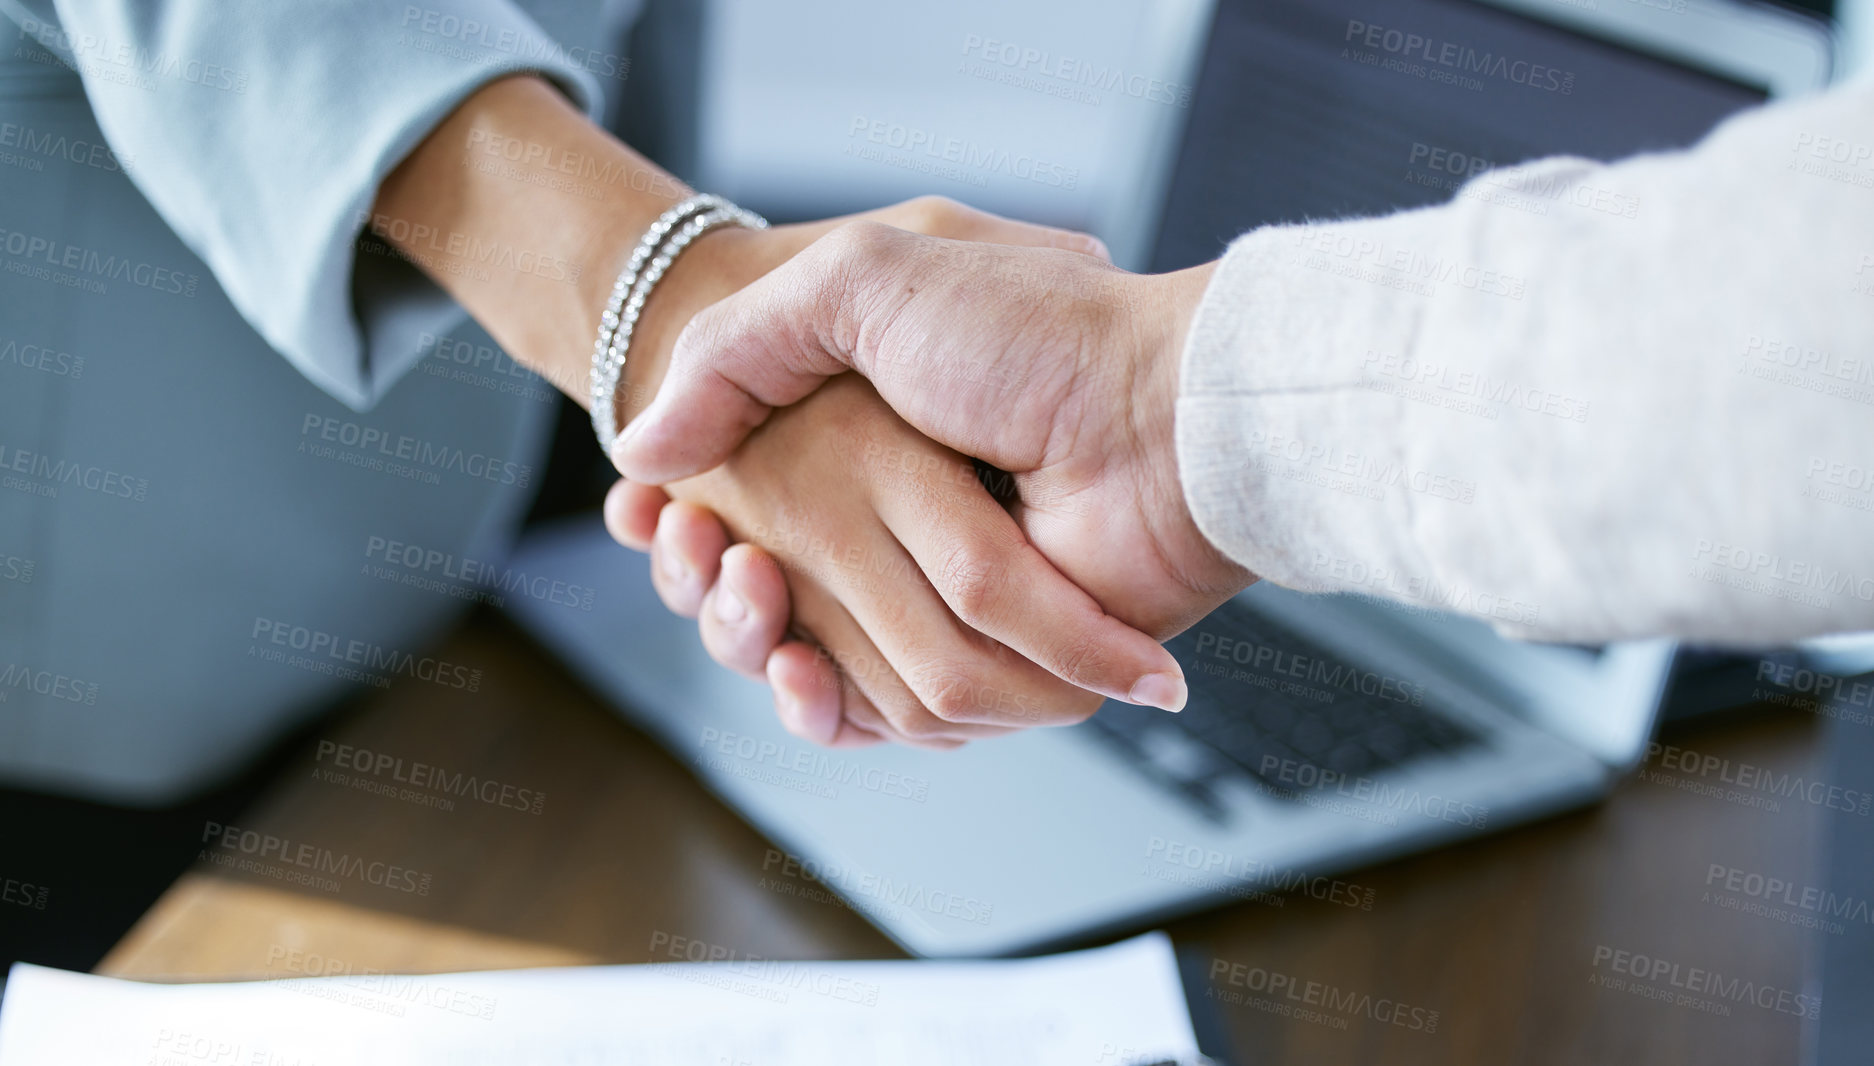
[{"left": 103, "top": 613, "right": 1829, "bottom": 1065}]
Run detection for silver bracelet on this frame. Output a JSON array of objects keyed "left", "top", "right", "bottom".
[{"left": 589, "top": 194, "right": 768, "bottom": 455}]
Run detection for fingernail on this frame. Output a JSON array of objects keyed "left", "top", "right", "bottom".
[
  {"left": 1128, "top": 672, "right": 1187, "bottom": 712},
  {"left": 714, "top": 585, "right": 746, "bottom": 624}
]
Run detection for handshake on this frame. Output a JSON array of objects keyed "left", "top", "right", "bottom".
[{"left": 601, "top": 197, "right": 1253, "bottom": 749}]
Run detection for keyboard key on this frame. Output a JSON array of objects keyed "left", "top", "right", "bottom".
[{"left": 1085, "top": 597, "right": 1482, "bottom": 819}]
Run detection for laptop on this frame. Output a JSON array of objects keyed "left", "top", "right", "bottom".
[{"left": 504, "top": 0, "right": 1835, "bottom": 957}]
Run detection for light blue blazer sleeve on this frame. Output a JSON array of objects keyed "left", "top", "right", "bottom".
[{"left": 0, "top": 0, "right": 605, "bottom": 409}]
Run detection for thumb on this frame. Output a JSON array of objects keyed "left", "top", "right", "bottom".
[{"left": 611, "top": 224, "right": 898, "bottom": 483}]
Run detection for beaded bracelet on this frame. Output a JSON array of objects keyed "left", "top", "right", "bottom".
[{"left": 589, "top": 194, "right": 768, "bottom": 455}]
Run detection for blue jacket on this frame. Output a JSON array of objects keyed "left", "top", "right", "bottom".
[{"left": 0, "top": 0, "right": 638, "bottom": 802}]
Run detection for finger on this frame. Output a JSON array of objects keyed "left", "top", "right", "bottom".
[
  {"left": 602, "top": 478, "right": 671, "bottom": 552},
  {"left": 947, "top": 212, "right": 1112, "bottom": 262},
  {"left": 776, "top": 516, "right": 1081, "bottom": 734},
  {"left": 767, "top": 640, "right": 881, "bottom": 748},
  {"left": 612, "top": 221, "right": 912, "bottom": 484},
  {"left": 872, "top": 467, "right": 1188, "bottom": 714},
  {"left": 763, "top": 576, "right": 936, "bottom": 748},
  {"left": 648, "top": 501, "right": 728, "bottom": 619},
  {"left": 856, "top": 195, "right": 1112, "bottom": 262},
  {"left": 782, "top": 573, "right": 1009, "bottom": 747},
  {"left": 698, "top": 544, "right": 791, "bottom": 680}
]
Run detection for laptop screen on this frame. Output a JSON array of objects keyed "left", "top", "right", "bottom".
[{"left": 1153, "top": 0, "right": 1769, "bottom": 271}]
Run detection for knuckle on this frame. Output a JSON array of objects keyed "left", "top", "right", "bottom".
[
  {"left": 817, "top": 222, "right": 901, "bottom": 291},
  {"left": 933, "top": 543, "right": 1004, "bottom": 622},
  {"left": 882, "top": 697, "right": 952, "bottom": 740},
  {"left": 826, "top": 218, "right": 895, "bottom": 257},
  {"left": 907, "top": 663, "right": 982, "bottom": 724},
  {"left": 905, "top": 194, "right": 966, "bottom": 233},
  {"left": 1070, "top": 232, "right": 1111, "bottom": 260}
]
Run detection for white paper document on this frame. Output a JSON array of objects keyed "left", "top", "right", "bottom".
[{"left": 0, "top": 932, "right": 1201, "bottom": 1065}]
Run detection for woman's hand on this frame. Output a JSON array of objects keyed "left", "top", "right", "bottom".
[
  {"left": 602, "top": 197, "right": 1189, "bottom": 748},
  {"left": 365, "top": 76, "right": 1176, "bottom": 747}
]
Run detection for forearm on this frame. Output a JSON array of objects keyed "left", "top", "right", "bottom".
[
  {"left": 369, "top": 74, "right": 690, "bottom": 413},
  {"left": 1176, "top": 79, "right": 1874, "bottom": 643}
]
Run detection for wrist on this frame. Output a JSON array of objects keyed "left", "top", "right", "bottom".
[
  {"left": 610, "top": 224, "right": 767, "bottom": 432},
  {"left": 1124, "top": 261, "right": 1214, "bottom": 470},
  {"left": 1133, "top": 260, "right": 1251, "bottom": 593},
  {"left": 1154, "top": 260, "right": 1218, "bottom": 384}
]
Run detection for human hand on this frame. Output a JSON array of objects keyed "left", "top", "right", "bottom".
[
  {"left": 604, "top": 200, "right": 1190, "bottom": 748},
  {"left": 612, "top": 224, "right": 1255, "bottom": 730},
  {"left": 364, "top": 79, "right": 1181, "bottom": 743}
]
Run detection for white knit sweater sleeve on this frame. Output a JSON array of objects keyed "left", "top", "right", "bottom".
[{"left": 1174, "top": 77, "right": 1874, "bottom": 645}]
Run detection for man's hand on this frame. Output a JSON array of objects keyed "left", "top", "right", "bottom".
[
  {"left": 605, "top": 203, "right": 1198, "bottom": 747},
  {"left": 363, "top": 75, "right": 1170, "bottom": 746},
  {"left": 612, "top": 223, "right": 1255, "bottom": 732}
]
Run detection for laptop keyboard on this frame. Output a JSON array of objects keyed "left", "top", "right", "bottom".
[{"left": 1086, "top": 598, "right": 1483, "bottom": 821}]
